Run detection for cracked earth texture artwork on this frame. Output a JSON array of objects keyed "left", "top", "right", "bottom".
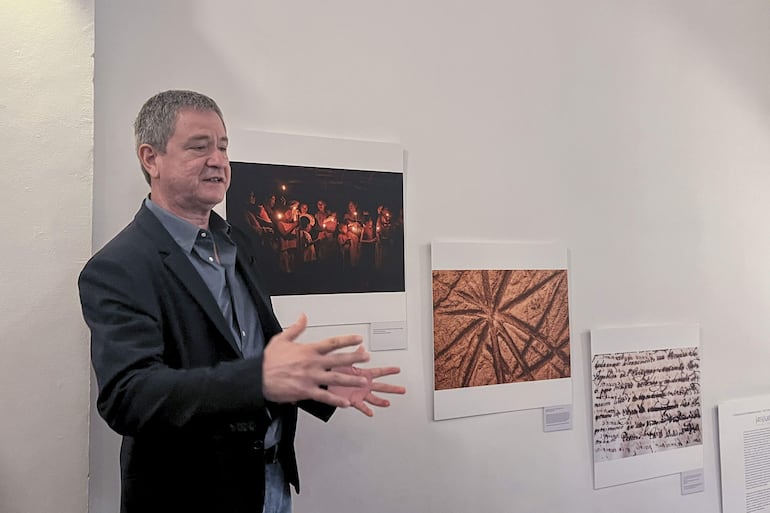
[{"left": 433, "top": 269, "right": 571, "bottom": 391}]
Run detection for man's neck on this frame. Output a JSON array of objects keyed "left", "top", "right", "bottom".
[{"left": 148, "top": 195, "right": 211, "bottom": 229}]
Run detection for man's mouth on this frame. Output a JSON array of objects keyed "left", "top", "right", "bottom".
[{"left": 204, "top": 177, "right": 225, "bottom": 183}]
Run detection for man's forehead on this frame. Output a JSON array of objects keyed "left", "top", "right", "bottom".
[{"left": 174, "top": 109, "right": 226, "bottom": 133}]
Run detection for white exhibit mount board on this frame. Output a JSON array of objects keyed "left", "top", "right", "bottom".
[
  {"left": 718, "top": 394, "right": 770, "bottom": 513},
  {"left": 222, "top": 130, "right": 407, "bottom": 349},
  {"left": 431, "top": 241, "right": 572, "bottom": 421},
  {"left": 590, "top": 324, "right": 703, "bottom": 489}
]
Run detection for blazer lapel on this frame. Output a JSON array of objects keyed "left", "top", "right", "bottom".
[
  {"left": 163, "top": 251, "right": 243, "bottom": 357},
  {"left": 134, "top": 204, "right": 243, "bottom": 357}
]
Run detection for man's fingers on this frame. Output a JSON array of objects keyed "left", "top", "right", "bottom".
[
  {"left": 363, "top": 393, "right": 391, "bottom": 408},
  {"left": 311, "top": 334, "right": 366, "bottom": 355},
  {"left": 307, "top": 387, "right": 352, "bottom": 409},
  {"left": 319, "top": 348, "right": 370, "bottom": 369},
  {"left": 352, "top": 401, "right": 374, "bottom": 417},
  {"left": 370, "top": 382, "right": 406, "bottom": 395},
  {"left": 363, "top": 366, "right": 401, "bottom": 379},
  {"left": 279, "top": 314, "right": 308, "bottom": 342},
  {"left": 318, "top": 368, "right": 368, "bottom": 388}
]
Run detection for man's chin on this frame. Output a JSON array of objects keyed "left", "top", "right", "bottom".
[
  {"left": 201, "top": 194, "right": 226, "bottom": 210},
  {"left": 203, "top": 186, "right": 228, "bottom": 202}
]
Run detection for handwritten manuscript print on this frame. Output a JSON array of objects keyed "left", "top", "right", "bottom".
[
  {"left": 590, "top": 324, "right": 703, "bottom": 489},
  {"left": 592, "top": 347, "right": 702, "bottom": 462}
]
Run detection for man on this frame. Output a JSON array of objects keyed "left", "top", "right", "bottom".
[{"left": 79, "top": 90, "right": 405, "bottom": 513}]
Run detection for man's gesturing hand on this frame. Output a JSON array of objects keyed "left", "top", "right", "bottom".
[
  {"left": 328, "top": 359, "right": 406, "bottom": 417},
  {"left": 262, "top": 314, "right": 371, "bottom": 408}
]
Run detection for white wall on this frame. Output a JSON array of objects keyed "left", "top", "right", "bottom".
[
  {"left": 0, "top": 1, "right": 93, "bottom": 513},
  {"left": 93, "top": 1, "right": 770, "bottom": 512}
]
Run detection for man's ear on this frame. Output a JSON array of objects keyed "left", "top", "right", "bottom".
[{"left": 138, "top": 144, "right": 161, "bottom": 180}]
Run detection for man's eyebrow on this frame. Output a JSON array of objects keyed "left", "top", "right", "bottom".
[{"left": 185, "top": 135, "right": 229, "bottom": 144}]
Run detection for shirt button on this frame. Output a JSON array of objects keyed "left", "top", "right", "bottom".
[
  {"left": 241, "top": 330, "right": 246, "bottom": 338},
  {"left": 208, "top": 256, "right": 214, "bottom": 262},
  {"left": 201, "top": 232, "right": 207, "bottom": 238}
]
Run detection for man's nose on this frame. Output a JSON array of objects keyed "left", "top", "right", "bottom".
[{"left": 208, "top": 149, "right": 228, "bottom": 168}]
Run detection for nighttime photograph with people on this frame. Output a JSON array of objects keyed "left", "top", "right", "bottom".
[{"left": 227, "top": 162, "right": 405, "bottom": 296}]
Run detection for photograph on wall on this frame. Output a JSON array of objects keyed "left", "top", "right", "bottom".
[
  {"left": 433, "top": 269, "right": 570, "bottom": 390},
  {"left": 718, "top": 394, "right": 770, "bottom": 513},
  {"left": 227, "top": 162, "right": 404, "bottom": 296},
  {"left": 221, "top": 130, "right": 407, "bottom": 330},
  {"left": 591, "top": 324, "right": 703, "bottom": 489},
  {"left": 431, "top": 242, "right": 572, "bottom": 421}
]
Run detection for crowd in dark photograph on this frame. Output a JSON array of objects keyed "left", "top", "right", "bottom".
[{"left": 227, "top": 162, "right": 405, "bottom": 296}]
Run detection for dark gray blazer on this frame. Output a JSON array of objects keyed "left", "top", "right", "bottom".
[{"left": 79, "top": 203, "right": 333, "bottom": 513}]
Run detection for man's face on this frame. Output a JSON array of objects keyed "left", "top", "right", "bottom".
[{"left": 146, "top": 108, "right": 230, "bottom": 218}]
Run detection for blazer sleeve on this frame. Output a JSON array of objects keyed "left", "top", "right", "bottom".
[{"left": 79, "top": 252, "right": 269, "bottom": 437}]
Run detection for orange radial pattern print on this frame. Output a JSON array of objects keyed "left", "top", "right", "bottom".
[{"left": 433, "top": 269, "right": 571, "bottom": 391}]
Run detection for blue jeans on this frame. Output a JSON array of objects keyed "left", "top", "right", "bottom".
[{"left": 263, "top": 462, "right": 292, "bottom": 513}]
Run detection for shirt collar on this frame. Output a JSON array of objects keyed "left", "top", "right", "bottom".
[{"left": 144, "top": 197, "right": 232, "bottom": 253}]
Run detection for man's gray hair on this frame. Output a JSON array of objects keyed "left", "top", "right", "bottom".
[{"left": 134, "top": 90, "right": 225, "bottom": 185}]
